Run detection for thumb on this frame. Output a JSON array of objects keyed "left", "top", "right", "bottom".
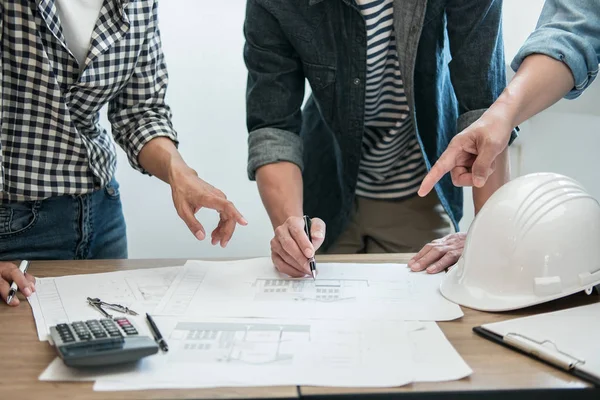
[
  {"left": 471, "top": 143, "right": 502, "bottom": 188},
  {"left": 310, "top": 218, "right": 326, "bottom": 251}
]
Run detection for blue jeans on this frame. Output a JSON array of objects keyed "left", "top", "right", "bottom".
[{"left": 0, "top": 179, "right": 127, "bottom": 260}]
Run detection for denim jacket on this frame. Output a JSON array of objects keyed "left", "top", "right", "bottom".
[
  {"left": 512, "top": 0, "right": 600, "bottom": 100},
  {"left": 244, "top": 0, "right": 516, "bottom": 250}
]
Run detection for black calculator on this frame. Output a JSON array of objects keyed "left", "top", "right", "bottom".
[{"left": 49, "top": 317, "right": 159, "bottom": 367}]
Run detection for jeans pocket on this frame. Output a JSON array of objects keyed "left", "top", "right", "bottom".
[
  {"left": 0, "top": 201, "right": 40, "bottom": 238},
  {"left": 104, "top": 179, "right": 121, "bottom": 200}
]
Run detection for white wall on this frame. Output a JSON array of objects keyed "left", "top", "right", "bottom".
[
  {"left": 109, "top": 0, "right": 599, "bottom": 258},
  {"left": 109, "top": 0, "right": 273, "bottom": 259}
]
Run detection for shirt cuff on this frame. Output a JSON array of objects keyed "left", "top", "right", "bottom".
[
  {"left": 247, "top": 127, "right": 304, "bottom": 180},
  {"left": 511, "top": 28, "right": 599, "bottom": 100},
  {"left": 457, "top": 109, "right": 519, "bottom": 147},
  {"left": 125, "top": 120, "right": 179, "bottom": 175}
]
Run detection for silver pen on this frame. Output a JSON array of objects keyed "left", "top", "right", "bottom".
[{"left": 6, "top": 260, "right": 30, "bottom": 305}]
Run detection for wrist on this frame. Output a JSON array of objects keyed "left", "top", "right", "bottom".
[
  {"left": 271, "top": 208, "right": 303, "bottom": 229},
  {"left": 167, "top": 158, "right": 197, "bottom": 186}
]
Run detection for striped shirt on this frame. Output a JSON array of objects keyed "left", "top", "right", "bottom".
[{"left": 355, "top": 0, "right": 427, "bottom": 200}]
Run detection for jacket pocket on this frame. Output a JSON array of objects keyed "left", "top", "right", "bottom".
[
  {"left": 302, "top": 61, "right": 336, "bottom": 122},
  {"left": 0, "top": 201, "right": 40, "bottom": 238}
]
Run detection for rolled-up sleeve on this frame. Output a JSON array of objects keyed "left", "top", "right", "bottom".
[
  {"left": 108, "top": 0, "right": 178, "bottom": 175},
  {"left": 511, "top": 0, "right": 600, "bottom": 100},
  {"left": 243, "top": 0, "right": 306, "bottom": 180}
]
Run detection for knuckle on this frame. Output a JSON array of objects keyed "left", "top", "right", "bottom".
[
  {"left": 285, "top": 216, "right": 300, "bottom": 226},
  {"left": 288, "top": 225, "right": 301, "bottom": 235},
  {"left": 448, "top": 250, "right": 461, "bottom": 258},
  {"left": 281, "top": 236, "right": 295, "bottom": 248},
  {"left": 274, "top": 226, "right": 285, "bottom": 236}
]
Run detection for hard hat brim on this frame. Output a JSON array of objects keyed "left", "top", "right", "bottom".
[{"left": 439, "top": 265, "right": 599, "bottom": 312}]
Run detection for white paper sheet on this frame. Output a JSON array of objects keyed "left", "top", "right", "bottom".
[
  {"left": 154, "top": 258, "right": 463, "bottom": 321},
  {"left": 38, "top": 319, "right": 471, "bottom": 390},
  {"left": 28, "top": 266, "right": 181, "bottom": 341},
  {"left": 481, "top": 302, "right": 600, "bottom": 381}
]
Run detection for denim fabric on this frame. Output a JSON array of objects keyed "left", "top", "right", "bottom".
[
  {"left": 244, "top": 0, "right": 518, "bottom": 250},
  {"left": 0, "top": 178, "right": 127, "bottom": 260},
  {"left": 512, "top": 0, "right": 600, "bottom": 100}
]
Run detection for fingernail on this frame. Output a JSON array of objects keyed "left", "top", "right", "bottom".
[
  {"left": 304, "top": 248, "right": 313, "bottom": 258},
  {"left": 23, "top": 287, "right": 32, "bottom": 297},
  {"left": 222, "top": 240, "right": 229, "bottom": 248},
  {"left": 426, "top": 266, "right": 436, "bottom": 274},
  {"left": 195, "top": 230, "right": 205, "bottom": 240},
  {"left": 410, "top": 262, "right": 420, "bottom": 271},
  {"left": 240, "top": 217, "right": 248, "bottom": 225},
  {"left": 473, "top": 176, "right": 485, "bottom": 187},
  {"left": 313, "top": 231, "right": 324, "bottom": 239}
]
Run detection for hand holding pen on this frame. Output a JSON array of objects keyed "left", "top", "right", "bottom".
[
  {"left": 270, "top": 216, "right": 326, "bottom": 278},
  {"left": 1, "top": 260, "right": 35, "bottom": 306}
]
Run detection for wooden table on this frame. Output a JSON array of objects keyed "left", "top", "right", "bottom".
[{"left": 1, "top": 255, "right": 598, "bottom": 400}]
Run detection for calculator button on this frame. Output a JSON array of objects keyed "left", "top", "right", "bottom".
[{"left": 92, "top": 331, "right": 108, "bottom": 338}]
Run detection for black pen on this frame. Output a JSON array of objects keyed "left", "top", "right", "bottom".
[
  {"left": 146, "top": 313, "right": 168, "bottom": 352},
  {"left": 303, "top": 215, "right": 317, "bottom": 280}
]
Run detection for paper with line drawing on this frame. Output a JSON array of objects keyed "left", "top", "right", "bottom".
[
  {"left": 154, "top": 258, "right": 463, "bottom": 321},
  {"left": 91, "top": 317, "right": 415, "bottom": 389},
  {"left": 38, "top": 319, "right": 471, "bottom": 390},
  {"left": 28, "top": 266, "right": 182, "bottom": 341}
]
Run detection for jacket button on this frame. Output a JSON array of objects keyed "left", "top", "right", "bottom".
[{"left": 353, "top": 78, "right": 361, "bottom": 85}]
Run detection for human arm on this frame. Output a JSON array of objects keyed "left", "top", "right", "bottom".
[
  {"left": 409, "top": 0, "right": 510, "bottom": 273},
  {"left": 108, "top": 1, "right": 246, "bottom": 246},
  {"left": 419, "top": 0, "right": 600, "bottom": 195},
  {"left": 244, "top": 0, "right": 324, "bottom": 276}
]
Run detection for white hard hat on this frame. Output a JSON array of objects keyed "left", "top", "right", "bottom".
[{"left": 440, "top": 172, "right": 600, "bottom": 312}]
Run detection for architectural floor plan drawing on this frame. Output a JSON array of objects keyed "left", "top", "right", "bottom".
[
  {"left": 153, "top": 258, "right": 463, "bottom": 321},
  {"left": 252, "top": 278, "right": 369, "bottom": 302},
  {"left": 169, "top": 321, "right": 311, "bottom": 365}
]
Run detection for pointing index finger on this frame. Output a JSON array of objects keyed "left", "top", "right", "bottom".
[{"left": 418, "top": 147, "right": 459, "bottom": 197}]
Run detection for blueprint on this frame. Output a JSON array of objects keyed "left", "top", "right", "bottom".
[
  {"left": 154, "top": 258, "right": 463, "bottom": 321},
  {"left": 38, "top": 320, "right": 471, "bottom": 390},
  {"left": 28, "top": 266, "right": 181, "bottom": 341}
]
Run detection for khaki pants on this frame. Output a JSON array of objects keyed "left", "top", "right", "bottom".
[{"left": 322, "top": 192, "right": 454, "bottom": 254}]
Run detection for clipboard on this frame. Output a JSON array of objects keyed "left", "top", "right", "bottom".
[{"left": 473, "top": 302, "right": 600, "bottom": 387}]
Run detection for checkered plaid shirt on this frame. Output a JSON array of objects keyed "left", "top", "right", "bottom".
[{"left": 0, "top": 0, "right": 178, "bottom": 202}]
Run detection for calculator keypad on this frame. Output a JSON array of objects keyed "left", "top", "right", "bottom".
[
  {"left": 55, "top": 323, "right": 75, "bottom": 343},
  {"left": 51, "top": 318, "right": 137, "bottom": 347},
  {"left": 101, "top": 319, "right": 123, "bottom": 338},
  {"left": 115, "top": 317, "right": 138, "bottom": 335},
  {"left": 71, "top": 321, "right": 92, "bottom": 341}
]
